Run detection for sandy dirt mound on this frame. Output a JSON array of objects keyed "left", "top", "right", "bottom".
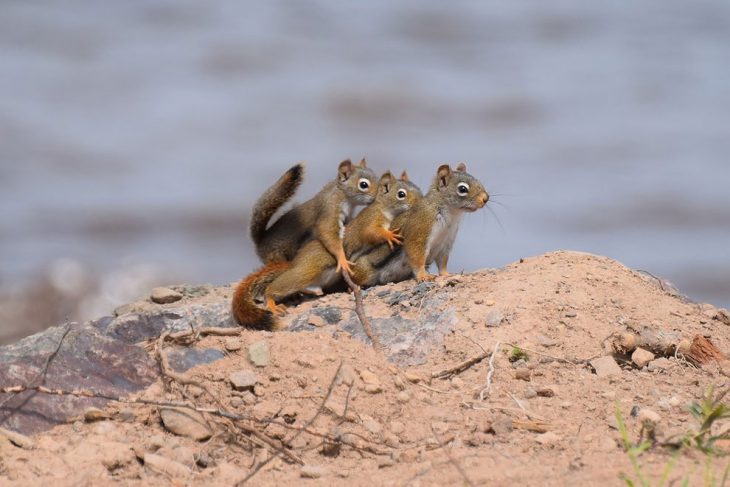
[{"left": 1, "top": 250, "right": 729, "bottom": 486}]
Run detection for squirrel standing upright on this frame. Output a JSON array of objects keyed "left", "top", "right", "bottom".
[
  {"left": 250, "top": 159, "right": 377, "bottom": 271},
  {"left": 232, "top": 171, "right": 422, "bottom": 330},
  {"left": 351, "top": 163, "right": 488, "bottom": 286}
]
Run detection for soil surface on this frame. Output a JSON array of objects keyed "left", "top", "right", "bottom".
[{"left": 1, "top": 250, "right": 729, "bottom": 486}]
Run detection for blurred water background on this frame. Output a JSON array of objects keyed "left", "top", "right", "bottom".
[{"left": 1, "top": 0, "right": 729, "bottom": 343}]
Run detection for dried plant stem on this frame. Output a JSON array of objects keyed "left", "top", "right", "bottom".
[{"left": 341, "top": 271, "right": 383, "bottom": 352}]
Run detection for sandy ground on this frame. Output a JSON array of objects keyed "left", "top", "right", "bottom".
[{"left": 1, "top": 250, "right": 729, "bottom": 486}]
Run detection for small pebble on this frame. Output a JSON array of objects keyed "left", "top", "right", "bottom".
[{"left": 150, "top": 287, "right": 183, "bottom": 304}]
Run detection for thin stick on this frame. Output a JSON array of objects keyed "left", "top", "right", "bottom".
[
  {"left": 341, "top": 271, "right": 383, "bottom": 352},
  {"left": 431, "top": 351, "right": 491, "bottom": 379},
  {"left": 430, "top": 424, "right": 476, "bottom": 487},
  {"left": 478, "top": 341, "right": 500, "bottom": 401},
  {"left": 236, "top": 361, "right": 345, "bottom": 486}
]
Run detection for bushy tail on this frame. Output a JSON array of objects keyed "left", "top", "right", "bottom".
[
  {"left": 250, "top": 164, "right": 304, "bottom": 245},
  {"left": 232, "top": 262, "right": 290, "bottom": 330}
]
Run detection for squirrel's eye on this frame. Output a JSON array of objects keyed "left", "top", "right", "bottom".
[
  {"left": 358, "top": 178, "right": 370, "bottom": 191},
  {"left": 397, "top": 189, "right": 407, "bottom": 200},
  {"left": 457, "top": 182, "right": 470, "bottom": 196}
]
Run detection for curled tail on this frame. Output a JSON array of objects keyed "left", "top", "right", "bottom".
[
  {"left": 232, "top": 262, "right": 290, "bottom": 330},
  {"left": 250, "top": 164, "right": 305, "bottom": 246}
]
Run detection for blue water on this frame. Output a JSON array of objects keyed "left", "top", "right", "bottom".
[{"left": 1, "top": 1, "right": 729, "bottom": 307}]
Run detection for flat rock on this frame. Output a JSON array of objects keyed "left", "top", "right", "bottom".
[
  {"left": 230, "top": 370, "right": 258, "bottom": 391},
  {"left": 590, "top": 356, "right": 622, "bottom": 377},
  {"left": 144, "top": 452, "right": 191, "bottom": 478},
  {"left": 0, "top": 324, "right": 158, "bottom": 435},
  {"left": 300, "top": 464, "right": 327, "bottom": 478},
  {"left": 631, "top": 347, "right": 655, "bottom": 369},
  {"left": 486, "top": 309, "right": 504, "bottom": 327},
  {"left": 648, "top": 357, "right": 673, "bottom": 372},
  {"left": 248, "top": 340, "right": 269, "bottom": 367},
  {"left": 151, "top": 287, "right": 183, "bottom": 304},
  {"left": 159, "top": 407, "right": 213, "bottom": 441}
]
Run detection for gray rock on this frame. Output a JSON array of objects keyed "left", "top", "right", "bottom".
[
  {"left": 0, "top": 324, "right": 158, "bottom": 435},
  {"left": 166, "top": 347, "right": 225, "bottom": 373},
  {"left": 486, "top": 310, "right": 504, "bottom": 327},
  {"left": 590, "top": 356, "right": 622, "bottom": 377},
  {"left": 491, "top": 417, "right": 513, "bottom": 436},
  {"left": 648, "top": 357, "right": 673, "bottom": 372},
  {"left": 248, "top": 340, "right": 269, "bottom": 367},
  {"left": 230, "top": 370, "right": 258, "bottom": 391},
  {"left": 311, "top": 307, "right": 342, "bottom": 324},
  {"left": 151, "top": 287, "right": 183, "bottom": 304}
]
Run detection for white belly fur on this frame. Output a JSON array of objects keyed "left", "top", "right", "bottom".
[{"left": 425, "top": 208, "right": 462, "bottom": 266}]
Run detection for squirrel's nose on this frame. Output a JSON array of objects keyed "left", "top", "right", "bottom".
[{"left": 479, "top": 192, "right": 489, "bottom": 207}]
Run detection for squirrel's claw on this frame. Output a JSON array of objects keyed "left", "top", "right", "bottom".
[
  {"left": 265, "top": 298, "right": 287, "bottom": 317},
  {"left": 336, "top": 257, "right": 355, "bottom": 276}
]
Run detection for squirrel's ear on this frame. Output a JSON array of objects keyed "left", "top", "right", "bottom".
[
  {"left": 456, "top": 162, "right": 467, "bottom": 173},
  {"left": 400, "top": 170, "right": 409, "bottom": 182},
  {"left": 379, "top": 171, "right": 393, "bottom": 193},
  {"left": 338, "top": 159, "right": 354, "bottom": 181},
  {"left": 359, "top": 158, "right": 367, "bottom": 168},
  {"left": 437, "top": 164, "right": 451, "bottom": 188}
]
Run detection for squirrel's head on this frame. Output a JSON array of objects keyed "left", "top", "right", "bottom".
[
  {"left": 431, "top": 163, "right": 489, "bottom": 212},
  {"left": 337, "top": 158, "right": 378, "bottom": 205},
  {"left": 376, "top": 170, "right": 423, "bottom": 216}
]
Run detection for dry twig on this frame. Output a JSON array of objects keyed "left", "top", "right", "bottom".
[
  {"left": 341, "top": 271, "right": 383, "bottom": 352},
  {"left": 478, "top": 341, "right": 501, "bottom": 401},
  {"left": 432, "top": 350, "right": 491, "bottom": 380}
]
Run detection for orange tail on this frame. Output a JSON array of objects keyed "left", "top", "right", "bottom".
[{"left": 232, "top": 262, "right": 290, "bottom": 330}]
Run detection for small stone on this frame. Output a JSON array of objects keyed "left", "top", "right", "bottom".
[
  {"left": 536, "top": 431, "right": 561, "bottom": 446},
  {"left": 393, "top": 375, "right": 406, "bottom": 390},
  {"left": 399, "top": 448, "right": 420, "bottom": 463},
  {"left": 240, "top": 391, "right": 257, "bottom": 405},
  {"left": 404, "top": 371, "right": 421, "bottom": 383},
  {"left": 511, "top": 358, "right": 527, "bottom": 369},
  {"left": 377, "top": 456, "right": 395, "bottom": 468},
  {"left": 248, "top": 340, "right": 269, "bottom": 367},
  {"left": 230, "top": 397, "right": 243, "bottom": 409},
  {"left": 150, "top": 287, "right": 183, "bottom": 304},
  {"left": 490, "top": 417, "right": 513, "bottom": 436},
  {"left": 144, "top": 453, "right": 190, "bottom": 478},
  {"left": 118, "top": 408, "right": 135, "bottom": 422},
  {"left": 486, "top": 310, "right": 504, "bottom": 327},
  {"left": 485, "top": 299, "right": 496, "bottom": 306},
  {"left": 515, "top": 368, "right": 531, "bottom": 381},
  {"left": 300, "top": 465, "right": 327, "bottom": 479},
  {"left": 365, "top": 384, "right": 383, "bottom": 394},
  {"left": 360, "top": 369, "right": 379, "bottom": 385},
  {"left": 72, "top": 421, "right": 84, "bottom": 433},
  {"left": 564, "top": 311, "right": 577, "bottom": 318},
  {"left": 450, "top": 377, "right": 464, "bottom": 389},
  {"left": 224, "top": 338, "right": 241, "bottom": 352},
  {"left": 337, "top": 364, "right": 358, "bottom": 386},
  {"left": 648, "top": 357, "right": 673, "bottom": 372},
  {"left": 524, "top": 387, "right": 538, "bottom": 399},
  {"left": 590, "top": 356, "right": 622, "bottom": 377},
  {"left": 536, "top": 334, "right": 558, "bottom": 347},
  {"left": 230, "top": 369, "right": 258, "bottom": 391},
  {"left": 396, "top": 391, "right": 410, "bottom": 403},
  {"left": 84, "top": 407, "right": 111, "bottom": 422},
  {"left": 537, "top": 386, "right": 556, "bottom": 397},
  {"left": 631, "top": 348, "right": 655, "bottom": 369},
  {"left": 159, "top": 407, "right": 212, "bottom": 441},
  {"left": 383, "top": 433, "right": 399, "bottom": 447}
]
